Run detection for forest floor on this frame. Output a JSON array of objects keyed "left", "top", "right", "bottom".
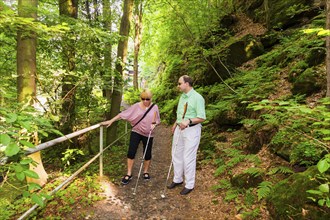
[{"left": 63, "top": 124, "right": 270, "bottom": 220}]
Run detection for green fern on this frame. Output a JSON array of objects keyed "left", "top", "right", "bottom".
[
  {"left": 227, "top": 155, "right": 246, "bottom": 167},
  {"left": 245, "top": 154, "right": 262, "bottom": 165},
  {"left": 211, "top": 179, "right": 232, "bottom": 191},
  {"left": 267, "top": 166, "right": 294, "bottom": 175},
  {"left": 214, "top": 165, "right": 227, "bottom": 176},
  {"left": 225, "top": 189, "right": 240, "bottom": 202},
  {"left": 243, "top": 167, "right": 263, "bottom": 177},
  {"left": 257, "top": 181, "right": 273, "bottom": 201}
]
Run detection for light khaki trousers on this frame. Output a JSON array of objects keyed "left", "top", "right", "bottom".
[{"left": 172, "top": 124, "right": 202, "bottom": 189}]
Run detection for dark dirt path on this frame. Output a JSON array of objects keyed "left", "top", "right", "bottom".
[{"left": 78, "top": 125, "right": 236, "bottom": 219}]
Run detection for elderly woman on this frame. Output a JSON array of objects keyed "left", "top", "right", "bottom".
[{"left": 101, "top": 89, "right": 161, "bottom": 185}]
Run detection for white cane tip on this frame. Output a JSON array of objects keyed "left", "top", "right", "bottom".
[
  {"left": 133, "top": 192, "right": 136, "bottom": 196},
  {"left": 161, "top": 194, "right": 165, "bottom": 198}
]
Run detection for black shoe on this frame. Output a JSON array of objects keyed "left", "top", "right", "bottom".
[
  {"left": 121, "top": 175, "right": 132, "bottom": 185},
  {"left": 180, "top": 187, "right": 194, "bottom": 195},
  {"left": 143, "top": 173, "right": 150, "bottom": 180},
  {"left": 167, "top": 181, "right": 183, "bottom": 189}
]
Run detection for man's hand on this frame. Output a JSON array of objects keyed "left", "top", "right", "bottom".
[{"left": 178, "top": 119, "right": 189, "bottom": 130}]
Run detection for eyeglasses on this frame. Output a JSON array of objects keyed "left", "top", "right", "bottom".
[{"left": 141, "top": 98, "right": 150, "bottom": 101}]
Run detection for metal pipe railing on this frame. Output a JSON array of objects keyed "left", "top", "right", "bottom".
[
  {"left": 25, "top": 123, "right": 101, "bottom": 155},
  {"left": 17, "top": 123, "right": 130, "bottom": 220}
]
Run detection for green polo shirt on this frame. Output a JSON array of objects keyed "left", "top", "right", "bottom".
[{"left": 176, "top": 88, "right": 206, "bottom": 124}]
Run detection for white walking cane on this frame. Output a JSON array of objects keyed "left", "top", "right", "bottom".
[
  {"left": 161, "top": 102, "right": 188, "bottom": 199},
  {"left": 132, "top": 129, "right": 152, "bottom": 195}
]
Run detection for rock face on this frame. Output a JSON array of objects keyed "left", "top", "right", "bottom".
[{"left": 233, "top": 0, "right": 318, "bottom": 29}]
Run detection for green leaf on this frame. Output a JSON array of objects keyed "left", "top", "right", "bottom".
[
  {"left": 319, "top": 184, "right": 329, "bottom": 193},
  {"left": 16, "top": 171, "right": 25, "bottom": 181},
  {"left": 19, "top": 140, "right": 35, "bottom": 148},
  {"left": 23, "top": 170, "right": 39, "bottom": 179},
  {"left": 28, "top": 182, "right": 41, "bottom": 191},
  {"left": 0, "top": 133, "right": 11, "bottom": 146},
  {"left": 318, "top": 199, "right": 325, "bottom": 206},
  {"left": 306, "top": 190, "right": 323, "bottom": 195},
  {"left": 6, "top": 113, "right": 17, "bottom": 123},
  {"left": 278, "top": 101, "right": 290, "bottom": 106},
  {"left": 20, "top": 158, "right": 33, "bottom": 165},
  {"left": 31, "top": 194, "right": 44, "bottom": 207},
  {"left": 319, "top": 129, "right": 330, "bottom": 135},
  {"left": 5, "top": 142, "right": 20, "bottom": 156},
  {"left": 38, "top": 130, "right": 48, "bottom": 137},
  {"left": 23, "top": 191, "right": 30, "bottom": 197},
  {"left": 14, "top": 165, "right": 24, "bottom": 173},
  {"left": 19, "top": 121, "right": 31, "bottom": 130},
  {"left": 326, "top": 198, "right": 330, "bottom": 207},
  {"left": 317, "top": 159, "right": 330, "bottom": 173},
  {"left": 318, "top": 30, "right": 330, "bottom": 36}
]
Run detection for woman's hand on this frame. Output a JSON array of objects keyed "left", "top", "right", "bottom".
[
  {"left": 101, "top": 120, "right": 113, "bottom": 127},
  {"left": 150, "top": 123, "right": 157, "bottom": 131}
]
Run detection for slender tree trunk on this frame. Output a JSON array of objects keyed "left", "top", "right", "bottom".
[
  {"left": 326, "top": 0, "right": 330, "bottom": 97},
  {"left": 264, "top": 0, "right": 270, "bottom": 29},
  {"left": 85, "top": 0, "right": 92, "bottom": 21},
  {"left": 107, "top": 0, "right": 134, "bottom": 144},
  {"left": 103, "top": 0, "right": 114, "bottom": 141},
  {"left": 59, "top": 0, "right": 78, "bottom": 135},
  {"left": 17, "top": 0, "right": 48, "bottom": 186},
  {"left": 133, "top": 0, "right": 143, "bottom": 89}
]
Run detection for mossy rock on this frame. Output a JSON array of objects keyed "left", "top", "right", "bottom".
[
  {"left": 266, "top": 166, "right": 330, "bottom": 219},
  {"left": 246, "top": 123, "right": 278, "bottom": 154},
  {"left": 213, "top": 108, "right": 242, "bottom": 128},
  {"left": 235, "top": 0, "right": 315, "bottom": 29},
  {"left": 226, "top": 34, "right": 264, "bottom": 67},
  {"left": 305, "top": 47, "right": 326, "bottom": 67},
  {"left": 260, "top": 30, "right": 281, "bottom": 49},
  {"left": 291, "top": 68, "right": 322, "bottom": 96}
]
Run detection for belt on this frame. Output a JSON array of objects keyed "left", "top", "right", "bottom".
[{"left": 176, "top": 123, "right": 198, "bottom": 127}]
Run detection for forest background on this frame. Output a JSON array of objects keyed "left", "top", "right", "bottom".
[{"left": 1, "top": 0, "right": 330, "bottom": 219}]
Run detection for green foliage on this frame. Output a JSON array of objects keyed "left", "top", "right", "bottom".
[
  {"left": 224, "top": 188, "right": 240, "bottom": 202},
  {"left": 248, "top": 98, "right": 330, "bottom": 166},
  {"left": 307, "top": 154, "right": 330, "bottom": 208},
  {"left": 123, "top": 89, "right": 142, "bottom": 105},
  {"left": 257, "top": 181, "right": 273, "bottom": 201},
  {"left": 243, "top": 167, "right": 263, "bottom": 177},
  {"left": 61, "top": 149, "right": 85, "bottom": 167},
  {"left": 267, "top": 166, "right": 294, "bottom": 175}
]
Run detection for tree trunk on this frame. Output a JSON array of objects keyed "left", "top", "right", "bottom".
[
  {"left": 59, "top": 0, "right": 78, "bottom": 135},
  {"left": 107, "top": 0, "right": 134, "bottom": 144},
  {"left": 17, "top": 0, "right": 48, "bottom": 186},
  {"left": 133, "top": 0, "right": 143, "bottom": 89},
  {"left": 326, "top": 0, "right": 330, "bottom": 97},
  {"left": 103, "top": 0, "right": 114, "bottom": 141}
]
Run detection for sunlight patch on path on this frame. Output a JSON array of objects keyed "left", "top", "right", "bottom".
[{"left": 84, "top": 176, "right": 134, "bottom": 219}]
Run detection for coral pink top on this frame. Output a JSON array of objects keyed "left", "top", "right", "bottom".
[{"left": 119, "top": 102, "right": 160, "bottom": 137}]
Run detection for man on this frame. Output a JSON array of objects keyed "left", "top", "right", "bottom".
[{"left": 167, "top": 75, "right": 206, "bottom": 195}]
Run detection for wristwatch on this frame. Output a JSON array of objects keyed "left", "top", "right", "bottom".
[{"left": 189, "top": 119, "right": 192, "bottom": 125}]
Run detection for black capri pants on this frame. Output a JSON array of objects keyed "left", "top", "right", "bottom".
[{"left": 127, "top": 131, "right": 154, "bottom": 160}]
